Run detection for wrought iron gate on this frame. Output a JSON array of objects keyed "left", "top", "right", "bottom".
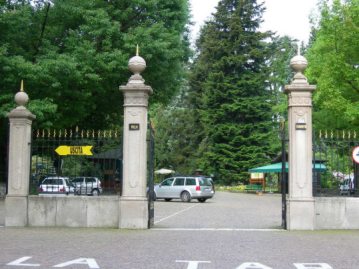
[
  {"left": 313, "top": 130, "right": 358, "bottom": 197},
  {"left": 147, "top": 120, "right": 155, "bottom": 228},
  {"left": 30, "top": 128, "right": 122, "bottom": 195}
]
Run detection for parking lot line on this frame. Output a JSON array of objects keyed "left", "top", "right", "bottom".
[
  {"left": 154, "top": 204, "right": 199, "bottom": 224},
  {"left": 151, "top": 228, "right": 285, "bottom": 231}
]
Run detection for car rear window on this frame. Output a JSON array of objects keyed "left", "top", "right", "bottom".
[
  {"left": 86, "top": 178, "right": 96, "bottom": 183},
  {"left": 199, "top": 178, "right": 212, "bottom": 186}
]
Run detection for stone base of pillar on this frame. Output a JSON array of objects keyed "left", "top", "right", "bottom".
[
  {"left": 287, "top": 198, "right": 315, "bottom": 230},
  {"left": 5, "top": 195, "right": 28, "bottom": 227},
  {"left": 119, "top": 197, "right": 148, "bottom": 229}
]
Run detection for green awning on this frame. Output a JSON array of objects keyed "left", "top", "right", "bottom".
[{"left": 249, "top": 162, "right": 326, "bottom": 173}]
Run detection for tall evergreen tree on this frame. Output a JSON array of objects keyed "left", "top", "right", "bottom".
[{"left": 190, "top": 0, "right": 275, "bottom": 184}]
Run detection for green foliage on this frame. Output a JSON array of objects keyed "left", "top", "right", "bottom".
[
  {"left": 306, "top": 0, "right": 359, "bottom": 130},
  {"left": 0, "top": 0, "right": 191, "bottom": 129},
  {"left": 151, "top": 89, "right": 204, "bottom": 174}
]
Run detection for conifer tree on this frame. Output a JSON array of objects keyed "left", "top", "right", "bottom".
[{"left": 190, "top": 0, "right": 275, "bottom": 184}]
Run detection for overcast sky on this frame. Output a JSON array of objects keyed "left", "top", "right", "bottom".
[{"left": 189, "top": 0, "right": 319, "bottom": 44}]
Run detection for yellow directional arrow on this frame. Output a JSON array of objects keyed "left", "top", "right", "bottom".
[{"left": 55, "top": 145, "right": 93, "bottom": 156}]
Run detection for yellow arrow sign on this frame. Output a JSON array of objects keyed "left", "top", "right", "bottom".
[{"left": 55, "top": 145, "right": 93, "bottom": 156}]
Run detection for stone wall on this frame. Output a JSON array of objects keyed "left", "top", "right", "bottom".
[
  {"left": 28, "top": 196, "right": 120, "bottom": 228},
  {"left": 315, "top": 197, "right": 359, "bottom": 229}
]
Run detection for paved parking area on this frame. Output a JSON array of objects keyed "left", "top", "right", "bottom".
[{"left": 153, "top": 191, "right": 282, "bottom": 229}]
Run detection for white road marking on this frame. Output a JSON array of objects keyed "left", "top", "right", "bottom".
[
  {"left": 151, "top": 228, "right": 284, "bottom": 231},
  {"left": 154, "top": 204, "right": 198, "bottom": 224}
]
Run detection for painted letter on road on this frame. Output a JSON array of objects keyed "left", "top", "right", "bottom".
[
  {"left": 7, "top": 257, "right": 40, "bottom": 267},
  {"left": 294, "top": 263, "right": 333, "bottom": 269},
  {"left": 236, "top": 262, "right": 272, "bottom": 269},
  {"left": 53, "top": 258, "right": 99, "bottom": 268},
  {"left": 176, "top": 260, "right": 211, "bottom": 269}
]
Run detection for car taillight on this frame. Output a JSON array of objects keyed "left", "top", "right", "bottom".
[
  {"left": 99, "top": 181, "right": 101, "bottom": 188},
  {"left": 59, "top": 187, "right": 65, "bottom": 192},
  {"left": 38, "top": 187, "right": 43, "bottom": 192},
  {"left": 196, "top": 185, "right": 201, "bottom": 191}
]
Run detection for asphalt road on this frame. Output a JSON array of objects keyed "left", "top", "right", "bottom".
[
  {"left": 0, "top": 192, "right": 358, "bottom": 269},
  {"left": 153, "top": 191, "right": 282, "bottom": 229}
]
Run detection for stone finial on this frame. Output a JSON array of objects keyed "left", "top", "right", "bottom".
[
  {"left": 288, "top": 42, "right": 310, "bottom": 85},
  {"left": 285, "top": 43, "right": 315, "bottom": 93},
  {"left": 128, "top": 45, "right": 146, "bottom": 75},
  {"left": 14, "top": 80, "right": 29, "bottom": 107},
  {"left": 290, "top": 54, "right": 308, "bottom": 74}
]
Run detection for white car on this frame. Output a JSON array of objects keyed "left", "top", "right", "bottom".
[
  {"left": 154, "top": 176, "right": 214, "bottom": 202},
  {"left": 71, "top": 177, "right": 102, "bottom": 196},
  {"left": 39, "top": 176, "right": 74, "bottom": 195},
  {"left": 340, "top": 178, "right": 355, "bottom": 195}
]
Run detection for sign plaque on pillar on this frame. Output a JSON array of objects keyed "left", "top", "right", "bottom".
[{"left": 129, "top": 123, "right": 140, "bottom": 131}]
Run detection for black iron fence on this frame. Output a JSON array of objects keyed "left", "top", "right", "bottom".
[
  {"left": 313, "top": 130, "right": 359, "bottom": 197},
  {"left": 0, "top": 120, "right": 8, "bottom": 197},
  {"left": 31, "top": 128, "right": 122, "bottom": 195}
]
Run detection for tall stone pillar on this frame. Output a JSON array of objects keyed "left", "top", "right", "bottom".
[
  {"left": 5, "top": 83, "right": 36, "bottom": 227},
  {"left": 285, "top": 53, "right": 316, "bottom": 230},
  {"left": 119, "top": 50, "right": 152, "bottom": 229}
]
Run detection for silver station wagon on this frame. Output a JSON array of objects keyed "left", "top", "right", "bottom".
[{"left": 154, "top": 176, "right": 214, "bottom": 202}]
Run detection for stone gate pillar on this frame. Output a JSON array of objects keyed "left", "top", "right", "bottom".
[
  {"left": 119, "top": 49, "right": 152, "bottom": 229},
  {"left": 285, "top": 52, "right": 316, "bottom": 230},
  {"left": 6, "top": 83, "right": 36, "bottom": 227}
]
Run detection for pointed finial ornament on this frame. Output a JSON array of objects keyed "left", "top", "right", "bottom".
[
  {"left": 128, "top": 45, "right": 146, "bottom": 76},
  {"left": 20, "top": 80, "right": 24, "bottom": 92},
  {"left": 15, "top": 79, "right": 29, "bottom": 107},
  {"left": 290, "top": 41, "right": 307, "bottom": 75}
]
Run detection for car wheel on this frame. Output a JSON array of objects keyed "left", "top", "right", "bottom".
[
  {"left": 164, "top": 198, "right": 172, "bottom": 202},
  {"left": 181, "top": 191, "right": 191, "bottom": 202},
  {"left": 198, "top": 198, "right": 206, "bottom": 203},
  {"left": 91, "top": 189, "right": 100, "bottom": 196}
]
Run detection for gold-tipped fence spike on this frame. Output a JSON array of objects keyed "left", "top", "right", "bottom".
[
  {"left": 98, "top": 130, "right": 101, "bottom": 138},
  {"left": 92, "top": 130, "right": 95, "bottom": 138},
  {"left": 325, "top": 130, "right": 328, "bottom": 139},
  {"left": 81, "top": 130, "right": 84, "bottom": 138},
  {"left": 109, "top": 130, "right": 112, "bottom": 138},
  {"left": 53, "top": 129, "right": 56, "bottom": 138},
  {"left": 70, "top": 129, "right": 73, "bottom": 138},
  {"left": 342, "top": 130, "right": 345, "bottom": 139},
  {"left": 86, "top": 130, "right": 90, "bottom": 138},
  {"left": 64, "top": 129, "right": 67, "bottom": 138},
  {"left": 76, "top": 126, "right": 79, "bottom": 133},
  {"left": 103, "top": 130, "right": 107, "bottom": 138},
  {"left": 47, "top": 129, "right": 51, "bottom": 138},
  {"left": 115, "top": 129, "right": 118, "bottom": 138},
  {"left": 59, "top": 129, "right": 62, "bottom": 138},
  {"left": 36, "top": 129, "right": 40, "bottom": 138},
  {"left": 348, "top": 130, "right": 351, "bottom": 139},
  {"left": 355, "top": 131, "right": 357, "bottom": 139},
  {"left": 319, "top": 130, "right": 322, "bottom": 138}
]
